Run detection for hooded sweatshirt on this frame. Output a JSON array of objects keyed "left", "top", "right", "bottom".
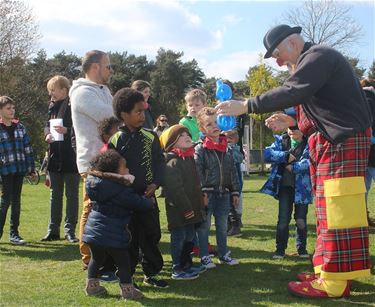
[{"left": 69, "top": 78, "right": 113, "bottom": 173}]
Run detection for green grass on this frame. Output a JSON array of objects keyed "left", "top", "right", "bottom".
[{"left": 0, "top": 175, "right": 374, "bottom": 306}]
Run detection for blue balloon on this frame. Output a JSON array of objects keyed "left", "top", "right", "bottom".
[
  {"left": 217, "top": 114, "right": 236, "bottom": 131},
  {"left": 215, "top": 79, "right": 236, "bottom": 131},
  {"left": 215, "top": 80, "right": 232, "bottom": 101}
]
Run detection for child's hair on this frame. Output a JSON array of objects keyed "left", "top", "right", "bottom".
[
  {"left": 196, "top": 107, "right": 216, "bottom": 130},
  {"left": 131, "top": 80, "right": 151, "bottom": 91},
  {"left": 0, "top": 96, "right": 15, "bottom": 109},
  {"left": 112, "top": 87, "right": 145, "bottom": 120},
  {"left": 47, "top": 75, "right": 71, "bottom": 92},
  {"left": 90, "top": 149, "right": 125, "bottom": 173},
  {"left": 184, "top": 89, "right": 207, "bottom": 104},
  {"left": 98, "top": 117, "right": 121, "bottom": 142}
]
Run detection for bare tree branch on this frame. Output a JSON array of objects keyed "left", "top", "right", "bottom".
[{"left": 283, "top": 0, "right": 363, "bottom": 52}]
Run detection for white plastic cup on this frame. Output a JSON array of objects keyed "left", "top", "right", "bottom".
[{"left": 49, "top": 118, "right": 64, "bottom": 141}]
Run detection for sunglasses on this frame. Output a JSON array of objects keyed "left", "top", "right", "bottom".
[{"left": 160, "top": 119, "right": 167, "bottom": 122}]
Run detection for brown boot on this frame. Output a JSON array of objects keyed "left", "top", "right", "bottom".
[
  {"left": 85, "top": 278, "right": 107, "bottom": 296},
  {"left": 120, "top": 283, "right": 143, "bottom": 300}
]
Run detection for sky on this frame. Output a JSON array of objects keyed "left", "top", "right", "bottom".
[{"left": 25, "top": 0, "right": 374, "bottom": 81}]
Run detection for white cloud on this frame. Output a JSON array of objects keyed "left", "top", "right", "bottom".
[
  {"left": 198, "top": 50, "right": 262, "bottom": 82},
  {"left": 25, "top": 0, "right": 222, "bottom": 58}
]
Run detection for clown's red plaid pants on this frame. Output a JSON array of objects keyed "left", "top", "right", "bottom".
[{"left": 308, "top": 129, "right": 371, "bottom": 279}]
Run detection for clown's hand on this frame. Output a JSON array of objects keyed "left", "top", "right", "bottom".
[
  {"left": 265, "top": 113, "right": 296, "bottom": 132},
  {"left": 215, "top": 99, "right": 248, "bottom": 116}
]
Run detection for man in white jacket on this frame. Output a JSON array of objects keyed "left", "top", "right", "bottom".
[{"left": 69, "top": 50, "right": 113, "bottom": 267}]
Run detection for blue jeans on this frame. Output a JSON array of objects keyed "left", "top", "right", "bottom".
[
  {"left": 196, "top": 192, "right": 230, "bottom": 258},
  {"left": 365, "top": 167, "right": 375, "bottom": 205},
  {"left": 170, "top": 224, "right": 195, "bottom": 269},
  {"left": 276, "top": 186, "right": 308, "bottom": 253}
]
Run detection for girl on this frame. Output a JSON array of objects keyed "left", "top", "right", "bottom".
[{"left": 82, "top": 149, "right": 153, "bottom": 300}]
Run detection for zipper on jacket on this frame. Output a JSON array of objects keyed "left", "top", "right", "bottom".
[{"left": 214, "top": 151, "right": 224, "bottom": 192}]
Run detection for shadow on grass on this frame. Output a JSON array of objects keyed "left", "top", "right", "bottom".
[
  {"left": 0, "top": 241, "right": 80, "bottom": 261},
  {"left": 139, "top": 258, "right": 375, "bottom": 307}
]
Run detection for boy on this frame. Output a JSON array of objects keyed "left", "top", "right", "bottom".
[
  {"left": 109, "top": 88, "right": 167, "bottom": 288},
  {"left": 260, "top": 126, "right": 312, "bottom": 259},
  {"left": 0, "top": 96, "right": 35, "bottom": 244},
  {"left": 161, "top": 124, "right": 206, "bottom": 280},
  {"left": 179, "top": 89, "right": 207, "bottom": 142},
  {"left": 194, "top": 107, "right": 240, "bottom": 268},
  {"left": 224, "top": 129, "right": 244, "bottom": 237}
]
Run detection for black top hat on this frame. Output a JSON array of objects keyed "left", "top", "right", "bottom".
[{"left": 263, "top": 24, "right": 302, "bottom": 58}]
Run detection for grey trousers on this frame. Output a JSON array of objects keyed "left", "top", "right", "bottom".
[{"left": 47, "top": 172, "right": 80, "bottom": 236}]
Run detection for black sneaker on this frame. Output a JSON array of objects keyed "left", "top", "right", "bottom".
[
  {"left": 65, "top": 234, "right": 79, "bottom": 243},
  {"left": 10, "top": 235, "right": 27, "bottom": 245},
  {"left": 41, "top": 233, "right": 60, "bottom": 241},
  {"left": 143, "top": 276, "right": 169, "bottom": 288}
]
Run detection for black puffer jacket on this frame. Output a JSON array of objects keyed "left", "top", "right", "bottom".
[
  {"left": 82, "top": 175, "right": 153, "bottom": 248},
  {"left": 164, "top": 153, "right": 205, "bottom": 230},
  {"left": 194, "top": 140, "right": 240, "bottom": 196}
]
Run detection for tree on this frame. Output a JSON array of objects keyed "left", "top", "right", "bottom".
[
  {"left": 150, "top": 48, "right": 205, "bottom": 123},
  {"left": 284, "top": 0, "right": 363, "bottom": 52},
  {"left": 247, "top": 61, "right": 279, "bottom": 172},
  {"left": 345, "top": 56, "right": 366, "bottom": 79},
  {"left": 0, "top": 0, "right": 41, "bottom": 66},
  {"left": 368, "top": 60, "right": 375, "bottom": 79}
]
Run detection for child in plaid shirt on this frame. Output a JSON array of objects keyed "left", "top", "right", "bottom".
[{"left": 0, "top": 96, "right": 35, "bottom": 245}]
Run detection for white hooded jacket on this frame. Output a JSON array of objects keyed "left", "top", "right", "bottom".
[{"left": 69, "top": 78, "right": 113, "bottom": 173}]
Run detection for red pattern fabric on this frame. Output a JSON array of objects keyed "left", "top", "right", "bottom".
[
  {"left": 307, "top": 127, "right": 371, "bottom": 275},
  {"left": 203, "top": 135, "right": 228, "bottom": 152},
  {"left": 171, "top": 147, "right": 195, "bottom": 159}
]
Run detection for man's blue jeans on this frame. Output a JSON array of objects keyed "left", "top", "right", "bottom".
[
  {"left": 197, "top": 192, "right": 230, "bottom": 258},
  {"left": 276, "top": 186, "right": 308, "bottom": 254},
  {"left": 170, "top": 224, "right": 195, "bottom": 269}
]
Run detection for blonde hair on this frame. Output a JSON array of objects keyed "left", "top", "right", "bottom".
[
  {"left": 184, "top": 89, "right": 207, "bottom": 104},
  {"left": 196, "top": 107, "right": 216, "bottom": 130},
  {"left": 47, "top": 75, "right": 70, "bottom": 92},
  {"left": 0, "top": 96, "right": 15, "bottom": 109}
]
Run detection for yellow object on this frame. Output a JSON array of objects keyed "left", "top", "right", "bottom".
[
  {"left": 324, "top": 176, "right": 368, "bottom": 229},
  {"left": 311, "top": 279, "right": 348, "bottom": 297},
  {"left": 321, "top": 268, "right": 371, "bottom": 280},
  {"left": 314, "top": 265, "right": 322, "bottom": 274}
]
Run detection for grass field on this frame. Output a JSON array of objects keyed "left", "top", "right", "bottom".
[{"left": 0, "top": 175, "right": 374, "bottom": 307}]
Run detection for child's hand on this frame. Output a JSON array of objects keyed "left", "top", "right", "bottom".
[
  {"left": 53, "top": 125, "right": 67, "bottom": 134},
  {"left": 232, "top": 196, "right": 240, "bottom": 207},
  {"left": 145, "top": 183, "right": 157, "bottom": 198},
  {"left": 285, "top": 164, "right": 293, "bottom": 172},
  {"left": 202, "top": 193, "right": 208, "bottom": 206},
  {"left": 288, "top": 154, "right": 296, "bottom": 163}
]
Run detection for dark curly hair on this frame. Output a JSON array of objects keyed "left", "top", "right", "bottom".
[
  {"left": 90, "top": 149, "right": 125, "bottom": 173},
  {"left": 97, "top": 116, "right": 121, "bottom": 142},
  {"left": 112, "top": 87, "right": 145, "bottom": 120}
]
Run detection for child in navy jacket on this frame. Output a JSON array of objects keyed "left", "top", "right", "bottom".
[{"left": 83, "top": 149, "right": 152, "bottom": 301}]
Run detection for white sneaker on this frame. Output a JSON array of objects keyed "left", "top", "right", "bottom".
[
  {"left": 201, "top": 256, "right": 216, "bottom": 269},
  {"left": 219, "top": 251, "right": 239, "bottom": 265}
]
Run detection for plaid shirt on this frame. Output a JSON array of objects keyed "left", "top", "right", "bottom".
[{"left": 0, "top": 121, "right": 35, "bottom": 176}]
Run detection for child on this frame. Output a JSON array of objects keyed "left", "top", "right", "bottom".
[
  {"left": 179, "top": 89, "right": 207, "bottom": 142},
  {"left": 161, "top": 124, "right": 206, "bottom": 280},
  {"left": 109, "top": 88, "right": 167, "bottom": 288},
  {"left": 224, "top": 129, "right": 244, "bottom": 237},
  {"left": 0, "top": 96, "right": 35, "bottom": 244},
  {"left": 195, "top": 107, "right": 240, "bottom": 268},
  {"left": 98, "top": 116, "right": 121, "bottom": 152},
  {"left": 82, "top": 149, "right": 152, "bottom": 300},
  {"left": 260, "top": 126, "right": 312, "bottom": 259}
]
